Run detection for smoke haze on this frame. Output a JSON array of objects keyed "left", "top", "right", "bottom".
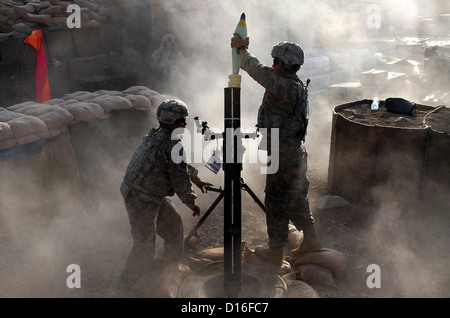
[{"left": 0, "top": 0, "right": 448, "bottom": 298}]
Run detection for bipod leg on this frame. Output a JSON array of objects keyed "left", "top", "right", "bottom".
[
  {"left": 240, "top": 178, "right": 266, "bottom": 213},
  {"left": 184, "top": 187, "right": 224, "bottom": 247}
]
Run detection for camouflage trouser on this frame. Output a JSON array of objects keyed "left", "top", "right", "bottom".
[
  {"left": 265, "top": 144, "right": 314, "bottom": 248},
  {"left": 118, "top": 189, "right": 184, "bottom": 289}
]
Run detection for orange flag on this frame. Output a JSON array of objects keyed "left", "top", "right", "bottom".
[{"left": 24, "top": 30, "right": 51, "bottom": 103}]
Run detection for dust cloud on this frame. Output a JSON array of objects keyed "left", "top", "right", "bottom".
[{"left": 0, "top": 0, "right": 448, "bottom": 298}]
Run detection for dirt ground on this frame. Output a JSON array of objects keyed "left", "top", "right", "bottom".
[
  {"left": 184, "top": 161, "right": 450, "bottom": 299},
  {"left": 0, "top": 146, "right": 448, "bottom": 299}
]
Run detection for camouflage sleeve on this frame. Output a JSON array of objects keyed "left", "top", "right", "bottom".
[
  {"left": 164, "top": 140, "right": 197, "bottom": 209},
  {"left": 241, "top": 52, "right": 280, "bottom": 95},
  {"left": 187, "top": 164, "right": 202, "bottom": 188}
]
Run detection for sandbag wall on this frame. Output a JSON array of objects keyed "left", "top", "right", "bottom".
[
  {"left": 0, "top": 85, "right": 172, "bottom": 236},
  {"left": 65, "top": 87, "right": 170, "bottom": 200},
  {"left": 327, "top": 100, "right": 448, "bottom": 209}
]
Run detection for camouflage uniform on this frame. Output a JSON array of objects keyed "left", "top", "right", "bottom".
[
  {"left": 118, "top": 126, "right": 201, "bottom": 289},
  {"left": 241, "top": 51, "right": 314, "bottom": 249}
]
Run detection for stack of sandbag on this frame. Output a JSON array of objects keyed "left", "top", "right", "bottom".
[
  {"left": 136, "top": 235, "right": 347, "bottom": 298},
  {"left": 0, "top": 0, "right": 125, "bottom": 35},
  {"left": 0, "top": 86, "right": 178, "bottom": 151},
  {"left": 0, "top": 106, "right": 50, "bottom": 148},
  {"left": 59, "top": 88, "right": 171, "bottom": 115},
  {"left": 121, "top": 86, "right": 179, "bottom": 110},
  {"left": 65, "top": 90, "right": 133, "bottom": 114},
  {"left": 58, "top": 91, "right": 106, "bottom": 123},
  {"left": 187, "top": 246, "right": 225, "bottom": 271},
  {"left": 243, "top": 246, "right": 293, "bottom": 277},
  {"left": 284, "top": 225, "right": 348, "bottom": 288},
  {"left": 6, "top": 101, "right": 74, "bottom": 136}
]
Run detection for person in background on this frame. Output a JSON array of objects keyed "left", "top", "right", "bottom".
[{"left": 151, "top": 33, "right": 186, "bottom": 93}]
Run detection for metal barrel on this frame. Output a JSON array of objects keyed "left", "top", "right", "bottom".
[{"left": 223, "top": 86, "right": 242, "bottom": 297}]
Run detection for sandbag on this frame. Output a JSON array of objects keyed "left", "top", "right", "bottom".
[
  {"left": 23, "top": 13, "right": 52, "bottom": 27},
  {"left": 285, "top": 280, "right": 320, "bottom": 298},
  {"left": 288, "top": 224, "right": 303, "bottom": 247},
  {"left": 192, "top": 247, "right": 224, "bottom": 261},
  {"left": 7, "top": 102, "right": 74, "bottom": 130},
  {"left": 133, "top": 88, "right": 160, "bottom": 100},
  {"left": 12, "top": 23, "right": 33, "bottom": 34},
  {"left": 293, "top": 248, "right": 347, "bottom": 279},
  {"left": 184, "top": 236, "right": 203, "bottom": 249},
  {"left": 0, "top": 122, "right": 14, "bottom": 141},
  {"left": 14, "top": 5, "right": 35, "bottom": 17},
  {"left": 59, "top": 101, "right": 105, "bottom": 122},
  {"left": 29, "top": 2, "right": 51, "bottom": 12},
  {"left": 62, "top": 99, "right": 79, "bottom": 105},
  {"left": 295, "top": 264, "right": 335, "bottom": 286},
  {"left": 281, "top": 271, "right": 297, "bottom": 282},
  {"left": 0, "top": 107, "right": 49, "bottom": 141},
  {"left": 244, "top": 246, "right": 292, "bottom": 276},
  {"left": 385, "top": 97, "right": 416, "bottom": 115},
  {"left": 0, "top": 7, "right": 16, "bottom": 20},
  {"left": 44, "top": 99, "right": 65, "bottom": 105},
  {"left": 0, "top": 116, "right": 16, "bottom": 150},
  {"left": 16, "top": 133, "right": 43, "bottom": 145},
  {"left": 39, "top": 6, "right": 62, "bottom": 15},
  {"left": 145, "top": 262, "right": 192, "bottom": 298},
  {"left": 62, "top": 91, "right": 99, "bottom": 102},
  {"left": 187, "top": 256, "right": 214, "bottom": 271},
  {"left": 50, "top": 0, "right": 70, "bottom": 10},
  {"left": 88, "top": 95, "right": 133, "bottom": 113},
  {"left": 122, "top": 86, "right": 156, "bottom": 95},
  {"left": 125, "top": 94, "right": 152, "bottom": 110},
  {"left": 94, "top": 90, "right": 125, "bottom": 97}
]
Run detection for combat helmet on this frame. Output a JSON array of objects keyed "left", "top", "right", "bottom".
[
  {"left": 271, "top": 41, "right": 304, "bottom": 66},
  {"left": 157, "top": 99, "right": 189, "bottom": 124}
]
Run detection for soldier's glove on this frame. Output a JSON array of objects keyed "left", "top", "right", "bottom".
[
  {"left": 191, "top": 203, "right": 201, "bottom": 217},
  {"left": 231, "top": 33, "right": 249, "bottom": 52},
  {"left": 196, "top": 180, "right": 214, "bottom": 193}
]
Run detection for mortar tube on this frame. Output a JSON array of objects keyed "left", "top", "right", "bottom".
[{"left": 223, "top": 85, "right": 242, "bottom": 297}]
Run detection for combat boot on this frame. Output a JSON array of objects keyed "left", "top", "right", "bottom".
[
  {"left": 290, "top": 225, "right": 322, "bottom": 257},
  {"left": 290, "top": 238, "right": 322, "bottom": 257},
  {"left": 254, "top": 246, "right": 284, "bottom": 266}
]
